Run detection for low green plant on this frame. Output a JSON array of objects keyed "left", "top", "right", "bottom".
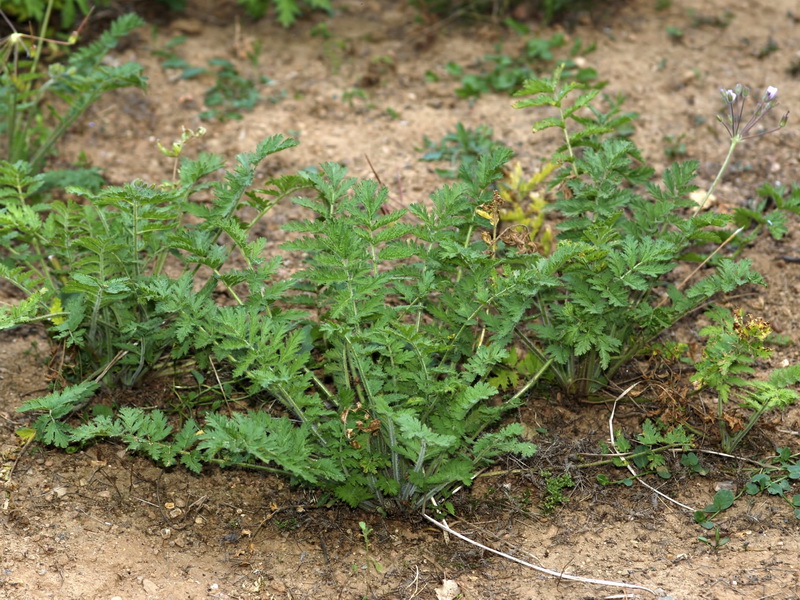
[
  {"left": 4, "top": 65, "right": 795, "bottom": 515},
  {"left": 694, "top": 489, "right": 734, "bottom": 530},
  {"left": 410, "top": 0, "right": 588, "bottom": 24},
  {"left": 745, "top": 448, "right": 800, "bottom": 519},
  {"left": 0, "top": 134, "right": 306, "bottom": 385},
  {"left": 697, "top": 525, "right": 729, "bottom": 550},
  {"left": 690, "top": 307, "right": 800, "bottom": 452},
  {"left": 662, "top": 133, "right": 687, "bottom": 158},
  {"left": 358, "top": 521, "right": 383, "bottom": 572},
  {"left": 341, "top": 87, "right": 371, "bottom": 110},
  {"left": 237, "top": 0, "right": 331, "bottom": 25},
  {"left": 5, "top": 134, "right": 552, "bottom": 512},
  {"left": 665, "top": 26, "right": 684, "bottom": 41},
  {"left": 541, "top": 470, "right": 574, "bottom": 513},
  {"left": 200, "top": 58, "right": 265, "bottom": 121},
  {"left": 596, "top": 419, "right": 695, "bottom": 485},
  {"left": 1, "top": 12, "right": 146, "bottom": 173},
  {"left": 310, "top": 22, "right": 332, "bottom": 39},
  {"left": 152, "top": 36, "right": 207, "bottom": 80},
  {"left": 732, "top": 181, "right": 800, "bottom": 245},
  {"left": 688, "top": 9, "right": 734, "bottom": 28},
  {"left": 757, "top": 37, "right": 779, "bottom": 60},
  {"left": 445, "top": 34, "right": 597, "bottom": 98},
  {"left": 690, "top": 447, "right": 800, "bottom": 529},
  {"left": 510, "top": 64, "right": 765, "bottom": 395},
  {"left": 154, "top": 0, "right": 331, "bottom": 27},
  {"left": 419, "top": 123, "right": 510, "bottom": 179}
]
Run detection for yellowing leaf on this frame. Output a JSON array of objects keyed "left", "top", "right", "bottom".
[
  {"left": 475, "top": 208, "right": 498, "bottom": 225},
  {"left": 49, "top": 296, "right": 65, "bottom": 325},
  {"left": 16, "top": 427, "right": 37, "bottom": 443}
]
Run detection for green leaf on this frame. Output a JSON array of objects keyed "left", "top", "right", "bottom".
[{"left": 711, "top": 489, "right": 734, "bottom": 512}]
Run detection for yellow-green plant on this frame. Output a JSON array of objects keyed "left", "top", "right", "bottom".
[{"left": 498, "top": 160, "right": 557, "bottom": 255}]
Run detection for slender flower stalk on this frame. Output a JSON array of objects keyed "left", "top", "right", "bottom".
[{"left": 697, "top": 84, "right": 789, "bottom": 211}]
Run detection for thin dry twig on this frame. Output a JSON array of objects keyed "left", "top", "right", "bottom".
[
  {"left": 403, "top": 565, "right": 422, "bottom": 599},
  {"left": 422, "top": 512, "right": 663, "bottom": 597},
  {"left": 208, "top": 356, "right": 231, "bottom": 412},
  {"left": 364, "top": 153, "right": 384, "bottom": 188}
]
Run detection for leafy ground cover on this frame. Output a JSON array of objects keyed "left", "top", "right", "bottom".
[{"left": 1, "top": 0, "right": 800, "bottom": 598}]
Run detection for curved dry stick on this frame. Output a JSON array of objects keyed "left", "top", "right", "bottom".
[
  {"left": 608, "top": 384, "right": 697, "bottom": 513},
  {"left": 422, "top": 513, "right": 665, "bottom": 597}
]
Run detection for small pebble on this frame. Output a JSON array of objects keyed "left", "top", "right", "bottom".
[{"left": 142, "top": 578, "right": 158, "bottom": 594}]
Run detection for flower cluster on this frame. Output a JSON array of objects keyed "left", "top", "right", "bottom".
[{"left": 718, "top": 83, "right": 789, "bottom": 140}]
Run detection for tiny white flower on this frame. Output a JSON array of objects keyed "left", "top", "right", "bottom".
[
  {"left": 764, "top": 86, "right": 778, "bottom": 102},
  {"left": 721, "top": 88, "right": 737, "bottom": 103}
]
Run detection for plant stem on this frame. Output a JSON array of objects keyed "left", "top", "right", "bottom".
[{"left": 698, "top": 136, "right": 740, "bottom": 212}]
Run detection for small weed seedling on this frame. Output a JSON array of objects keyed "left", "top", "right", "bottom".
[
  {"left": 698, "top": 526, "right": 730, "bottom": 551},
  {"left": 595, "top": 420, "right": 695, "bottom": 486},
  {"left": 446, "top": 33, "right": 597, "bottom": 98},
  {"left": 152, "top": 36, "right": 207, "bottom": 80},
  {"left": 688, "top": 9, "right": 734, "bottom": 29},
  {"left": 358, "top": 521, "right": 383, "bottom": 573},
  {"left": 744, "top": 448, "right": 800, "bottom": 518},
  {"left": 662, "top": 134, "right": 688, "bottom": 158},
  {"left": 732, "top": 181, "right": 800, "bottom": 246},
  {"left": 541, "top": 471, "right": 574, "bottom": 514},
  {"left": 665, "top": 26, "right": 684, "bottom": 42},
  {"left": 757, "top": 37, "right": 779, "bottom": 60},
  {"left": 200, "top": 58, "right": 271, "bottom": 121},
  {"left": 341, "top": 87, "right": 372, "bottom": 111},
  {"left": 238, "top": 0, "right": 332, "bottom": 27},
  {"left": 690, "top": 448, "right": 800, "bottom": 529},
  {"left": 156, "top": 125, "right": 207, "bottom": 181},
  {"left": 694, "top": 489, "right": 734, "bottom": 529},
  {"left": 419, "top": 123, "right": 510, "bottom": 178}
]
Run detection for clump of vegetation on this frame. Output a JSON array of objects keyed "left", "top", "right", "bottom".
[
  {"left": 2, "top": 133, "right": 549, "bottom": 512},
  {"left": 200, "top": 58, "right": 266, "bottom": 121},
  {"left": 411, "top": 0, "right": 590, "bottom": 24},
  {"left": 1, "top": 5, "right": 796, "bottom": 518},
  {"left": 541, "top": 471, "right": 574, "bottom": 513},
  {"left": 445, "top": 33, "right": 597, "bottom": 98},
  {"left": 419, "top": 123, "right": 510, "bottom": 178},
  {"left": 4, "top": 0, "right": 331, "bottom": 29},
  {"left": 691, "top": 307, "right": 800, "bottom": 452},
  {"left": 1, "top": 12, "right": 146, "bottom": 173},
  {"left": 510, "top": 65, "right": 767, "bottom": 396}
]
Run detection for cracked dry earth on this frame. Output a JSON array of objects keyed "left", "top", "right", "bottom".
[{"left": 2, "top": 0, "right": 800, "bottom": 598}]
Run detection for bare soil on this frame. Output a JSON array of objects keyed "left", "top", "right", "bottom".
[{"left": 2, "top": 0, "right": 800, "bottom": 599}]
